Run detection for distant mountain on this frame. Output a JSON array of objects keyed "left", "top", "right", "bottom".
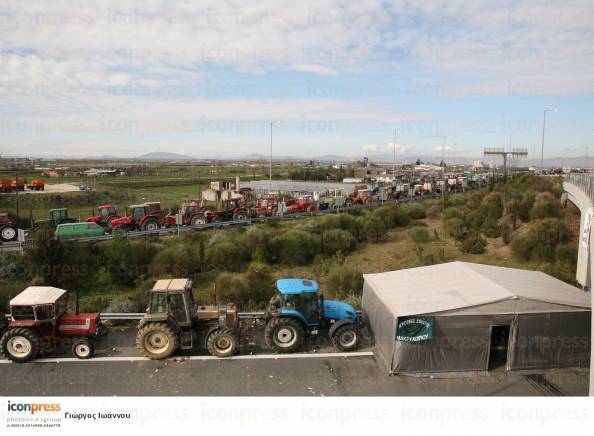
[{"left": 135, "top": 152, "right": 198, "bottom": 161}]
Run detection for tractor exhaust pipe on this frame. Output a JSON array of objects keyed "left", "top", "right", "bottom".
[{"left": 211, "top": 281, "right": 217, "bottom": 306}]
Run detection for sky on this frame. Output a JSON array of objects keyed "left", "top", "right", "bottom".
[{"left": 0, "top": 0, "right": 593, "bottom": 160}]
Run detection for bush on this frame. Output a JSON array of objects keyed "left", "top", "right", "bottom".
[
  {"left": 365, "top": 216, "right": 386, "bottom": 242},
  {"left": 528, "top": 218, "right": 568, "bottom": 246},
  {"left": 408, "top": 226, "right": 431, "bottom": 243},
  {"left": 425, "top": 204, "right": 441, "bottom": 218},
  {"left": 269, "top": 229, "right": 319, "bottom": 265},
  {"left": 150, "top": 243, "right": 199, "bottom": 277},
  {"left": 501, "top": 223, "right": 511, "bottom": 245},
  {"left": 215, "top": 272, "right": 247, "bottom": 303},
  {"left": 443, "top": 207, "right": 464, "bottom": 221},
  {"left": 511, "top": 235, "right": 536, "bottom": 260},
  {"left": 322, "top": 228, "right": 357, "bottom": 255},
  {"left": 445, "top": 218, "right": 467, "bottom": 241},
  {"left": 555, "top": 244, "right": 577, "bottom": 271},
  {"left": 530, "top": 192, "right": 561, "bottom": 220},
  {"left": 325, "top": 263, "right": 364, "bottom": 299},
  {"left": 205, "top": 240, "right": 244, "bottom": 271},
  {"left": 402, "top": 204, "right": 426, "bottom": 220},
  {"left": 459, "top": 235, "right": 487, "bottom": 254},
  {"left": 481, "top": 217, "right": 501, "bottom": 238}
]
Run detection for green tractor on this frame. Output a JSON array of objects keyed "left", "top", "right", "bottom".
[
  {"left": 33, "top": 208, "right": 76, "bottom": 229},
  {"left": 318, "top": 189, "right": 348, "bottom": 211}
]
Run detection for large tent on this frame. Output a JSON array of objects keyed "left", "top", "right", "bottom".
[{"left": 362, "top": 262, "right": 591, "bottom": 374}]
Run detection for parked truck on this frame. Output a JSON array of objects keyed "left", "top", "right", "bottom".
[{"left": 136, "top": 278, "right": 240, "bottom": 359}]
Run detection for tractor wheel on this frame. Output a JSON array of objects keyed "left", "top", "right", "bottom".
[
  {"left": 72, "top": 338, "right": 95, "bottom": 359},
  {"left": 136, "top": 323, "right": 179, "bottom": 360},
  {"left": 264, "top": 317, "right": 304, "bottom": 353},
  {"left": 0, "top": 328, "right": 40, "bottom": 363},
  {"left": 0, "top": 225, "right": 17, "bottom": 241},
  {"left": 319, "top": 203, "right": 328, "bottom": 210},
  {"left": 191, "top": 215, "right": 207, "bottom": 225},
  {"left": 142, "top": 218, "right": 160, "bottom": 232},
  {"left": 206, "top": 328, "right": 240, "bottom": 358},
  {"left": 345, "top": 201, "right": 352, "bottom": 209},
  {"left": 331, "top": 323, "right": 360, "bottom": 352},
  {"left": 233, "top": 212, "right": 248, "bottom": 221}
]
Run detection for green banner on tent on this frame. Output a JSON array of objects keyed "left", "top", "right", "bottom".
[{"left": 396, "top": 317, "right": 434, "bottom": 342}]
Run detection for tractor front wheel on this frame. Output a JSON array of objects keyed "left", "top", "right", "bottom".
[
  {"left": 72, "top": 338, "right": 95, "bottom": 359},
  {"left": 136, "top": 323, "right": 179, "bottom": 360},
  {"left": 0, "top": 328, "right": 40, "bottom": 363},
  {"left": 191, "top": 215, "right": 207, "bottom": 225},
  {"left": 0, "top": 225, "right": 17, "bottom": 241},
  {"left": 264, "top": 317, "right": 304, "bottom": 353},
  {"left": 206, "top": 328, "right": 240, "bottom": 358},
  {"left": 331, "top": 323, "right": 360, "bottom": 352}
]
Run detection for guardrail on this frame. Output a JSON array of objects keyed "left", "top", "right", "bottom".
[
  {"left": 4, "top": 311, "right": 362, "bottom": 321},
  {"left": 1, "top": 180, "right": 499, "bottom": 252},
  {"left": 564, "top": 173, "right": 594, "bottom": 203}
]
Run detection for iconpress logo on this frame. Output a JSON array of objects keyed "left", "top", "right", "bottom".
[{"left": 7, "top": 401, "right": 61, "bottom": 415}]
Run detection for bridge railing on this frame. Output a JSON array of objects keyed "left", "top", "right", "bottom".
[{"left": 565, "top": 173, "right": 594, "bottom": 203}]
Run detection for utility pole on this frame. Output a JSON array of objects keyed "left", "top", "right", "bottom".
[
  {"left": 540, "top": 108, "right": 558, "bottom": 168},
  {"left": 269, "top": 121, "right": 280, "bottom": 193},
  {"left": 393, "top": 128, "right": 398, "bottom": 179}
]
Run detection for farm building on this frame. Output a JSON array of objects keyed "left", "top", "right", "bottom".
[{"left": 362, "top": 262, "right": 591, "bottom": 374}]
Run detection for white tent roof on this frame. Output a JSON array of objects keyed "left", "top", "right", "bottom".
[
  {"left": 10, "top": 286, "right": 67, "bottom": 306},
  {"left": 363, "top": 262, "right": 591, "bottom": 317}
]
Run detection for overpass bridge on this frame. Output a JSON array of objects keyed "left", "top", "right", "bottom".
[{"left": 563, "top": 174, "right": 594, "bottom": 395}]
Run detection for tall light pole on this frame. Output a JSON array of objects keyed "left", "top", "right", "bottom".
[
  {"left": 540, "top": 108, "right": 558, "bottom": 168},
  {"left": 392, "top": 128, "right": 398, "bottom": 179},
  {"left": 269, "top": 121, "right": 280, "bottom": 193}
]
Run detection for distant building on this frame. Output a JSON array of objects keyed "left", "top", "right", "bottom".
[{"left": 84, "top": 168, "right": 117, "bottom": 177}]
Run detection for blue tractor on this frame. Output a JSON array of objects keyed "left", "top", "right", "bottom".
[{"left": 264, "top": 278, "right": 360, "bottom": 353}]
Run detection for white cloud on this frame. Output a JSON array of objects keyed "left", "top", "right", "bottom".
[
  {"left": 387, "top": 142, "right": 411, "bottom": 153},
  {"left": 290, "top": 64, "right": 338, "bottom": 76},
  {"left": 362, "top": 143, "right": 378, "bottom": 151}
]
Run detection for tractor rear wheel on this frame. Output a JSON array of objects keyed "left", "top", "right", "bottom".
[
  {"left": 136, "top": 323, "right": 179, "bottom": 360},
  {"left": 0, "top": 225, "right": 17, "bottom": 241},
  {"left": 0, "top": 328, "right": 40, "bottom": 363},
  {"left": 264, "top": 317, "right": 304, "bottom": 353},
  {"left": 233, "top": 212, "right": 248, "bottom": 221},
  {"left": 331, "top": 323, "right": 360, "bottom": 352},
  {"left": 142, "top": 218, "right": 160, "bottom": 231},
  {"left": 206, "top": 328, "right": 240, "bottom": 358},
  {"left": 72, "top": 338, "right": 95, "bottom": 359}
]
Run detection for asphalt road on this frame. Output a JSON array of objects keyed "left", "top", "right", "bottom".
[{"left": 0, "top": 330, "right": 589, "bottom": 396}]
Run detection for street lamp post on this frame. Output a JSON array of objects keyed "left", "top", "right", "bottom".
[
  {"left": 269, "top": 121, "right": 280, "bottom": 193},
  {"left": 393, "top": 128, "right": 398, "bottom": 180},
  {"left": 540, "top": 108, "right": 558, "bottom": 168}
]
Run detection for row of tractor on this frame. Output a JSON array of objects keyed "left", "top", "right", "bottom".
[
  {"left": 0, "top": 277, "right": 361, "bottom": 363},
  {"left": 1, "top": 178, "right": 45, "bottom": 192}
]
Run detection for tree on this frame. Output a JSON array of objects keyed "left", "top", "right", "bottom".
[{"left": 326, "top": 263, "right": 363, "bottom": 299}]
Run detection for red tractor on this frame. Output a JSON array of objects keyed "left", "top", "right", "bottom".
[
  {"left": 286, "top": 195, "right": 317, "bottom": 214},
  {"left": 110, "top": 204, "right": 163, "bottom": 233},
  {"left": 203, "top": 198, "right": 250, "bottom": 223},
  {"left": 166, "top": 201, "right": 210, "bottom": 226},
  {"left": 0, "top": 286, "right": 108, "bottom": 363},
  {"left": 251, "top": 194, "right": 284, "bottom": 217},
  {"left": 145, "top": 202, "right": 165, "bottom": 221},
  {"left": 0, "top": 212, "right": 18, "bottom": 242},
  {"left": 348, "top": 184, "right": 373, "bottom": 206},
  {"left": 86, "top": 205, "right": 120, "bottom": 228},
  {"left": 27, "top": 179, "right": 45, "bottom": 191}
]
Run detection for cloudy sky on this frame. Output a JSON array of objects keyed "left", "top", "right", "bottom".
[{"left": 1, "top": 0, "right": 593, "bottom": 159}]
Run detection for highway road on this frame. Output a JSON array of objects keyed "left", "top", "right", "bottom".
[{"left": 0, "top": 330, "right": 589, "bottom": 396}]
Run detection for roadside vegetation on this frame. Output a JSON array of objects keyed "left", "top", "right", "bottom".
[{"left": 0, "top": 174, "right": 580, "bottom": 313}]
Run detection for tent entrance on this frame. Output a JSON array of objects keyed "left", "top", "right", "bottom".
[{"left": 488, "top": 325, "right": 510, "bottom": 370}]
